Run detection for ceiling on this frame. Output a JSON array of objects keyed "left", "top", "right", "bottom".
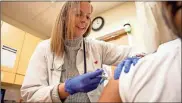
[{"left": 1, "top": 2, "right": 124, "bottom": 38}]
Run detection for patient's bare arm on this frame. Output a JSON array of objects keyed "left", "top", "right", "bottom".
[{"left": 98, "top": 77, "right": 122, "bottom": 102}]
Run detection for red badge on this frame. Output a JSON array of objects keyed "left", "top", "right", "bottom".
[{"left": 94, "top": 60, "right": 98, "bottom": 64}]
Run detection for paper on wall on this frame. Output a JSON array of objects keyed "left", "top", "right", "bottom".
[{"left": 1, "top": 45, "right": 17, "bottom": 69}]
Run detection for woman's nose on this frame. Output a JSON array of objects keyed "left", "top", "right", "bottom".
[{"left": 80, "top": 15, "right": 88, "bottom": 23}]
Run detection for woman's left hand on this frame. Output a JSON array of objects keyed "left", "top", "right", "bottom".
[{"left": 114, "top": 57, "right": 140, "bottom": 80}]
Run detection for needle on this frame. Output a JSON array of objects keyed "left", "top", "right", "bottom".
[{"left": 97, "top": 75, "right": 108, "bottom": 80}]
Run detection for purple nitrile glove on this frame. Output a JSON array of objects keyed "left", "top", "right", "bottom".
[
  {"left": 65, "top": 69, "right": 103, "bottom": 95},
  {"left": 114, "top": 57, "right": 140, "bottom": 80}
]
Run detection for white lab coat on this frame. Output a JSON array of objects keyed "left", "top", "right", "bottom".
[
  {"left": 119, "top": 38, "right": 181, "bottom": 102},
  {"left": 21, "top": 38, "right": 133, "bottom": 102}
]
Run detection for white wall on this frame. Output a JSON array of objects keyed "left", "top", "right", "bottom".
[
  {"left": 90, "top": 2, "right": 136, "bottom": 38},
  {"left": 89, "top": 2, "right": 147, "bottom": 53}
]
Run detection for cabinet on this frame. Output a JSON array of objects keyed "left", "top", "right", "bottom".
[
  {"left": 1, "top": 71, "right": 16, "bottom": 84},
  {"left": 1, "top": 21, "right": 43, "bottom": 85},
  {"left": 14, "top": 74, "right": 24, "bottom": 85},
  {"left": 1, "top": 21, "right": 25, "bottom": 73},
  {"left": 17, "top": 33, "right": 41, "bottom": 75}
]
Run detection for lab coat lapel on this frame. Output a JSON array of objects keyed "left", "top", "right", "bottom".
[
  {"left": 53, "top": 52, "right": 65, "bottom": 70},
  {"left": 76, "top": 50, "right": 84, "bottom": 74}
]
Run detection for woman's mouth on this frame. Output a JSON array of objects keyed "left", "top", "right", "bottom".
[{"left": 76, "top": 26, "right": 86, "bottom": 30}]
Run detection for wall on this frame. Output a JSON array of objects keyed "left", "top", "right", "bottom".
[
  {"left": 90, "top": 2, "right": 136, "bottom": 38},
  {"left": 108, "top": 34, "right": 128, "bottom": 45},
  {"left": 89, "top": 2, "right": 147, "bottom": 53}
]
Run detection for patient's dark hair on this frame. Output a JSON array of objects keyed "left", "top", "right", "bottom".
[{"left": 162, "top": 1, "right": 182, "bottom": 39}]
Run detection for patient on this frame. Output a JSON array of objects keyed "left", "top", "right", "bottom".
[{"left": 98, "top": 1, "right": 181, "bottom": 102}]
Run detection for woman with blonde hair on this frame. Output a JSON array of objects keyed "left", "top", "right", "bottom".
[{"left": 21, "top": 1, "right": 134, "bottom": 102}]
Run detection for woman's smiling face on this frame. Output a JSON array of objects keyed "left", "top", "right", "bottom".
[{"left": 72, "top": 2, "right": 92, "bottom": 39}]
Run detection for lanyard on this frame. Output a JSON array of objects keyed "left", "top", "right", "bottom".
[
  {"left": 52, "top": 38, "right": 87, "bottom": 73},
  {"left": 83, "top": 38, "right": 87, "bottom": 74}
]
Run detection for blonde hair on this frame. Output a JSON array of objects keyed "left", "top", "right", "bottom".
[{"left": 50, "top": 1, "right": 93, "bottom": 57}]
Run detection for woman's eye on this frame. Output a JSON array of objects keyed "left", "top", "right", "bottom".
[{"left": 87, "top": 16, "right": 91, "bottom": 20}]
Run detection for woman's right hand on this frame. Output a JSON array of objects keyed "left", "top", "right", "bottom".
[{"left": 64, "top": 69, "right": 103, "bottom": 95}]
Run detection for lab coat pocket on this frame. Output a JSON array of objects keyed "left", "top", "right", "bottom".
[
  {"left": 50, "top": 68, "right": 62, "bottom": 85},
  {"left": 87, "top": 59, "right": 96, "bottom": 73}
]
